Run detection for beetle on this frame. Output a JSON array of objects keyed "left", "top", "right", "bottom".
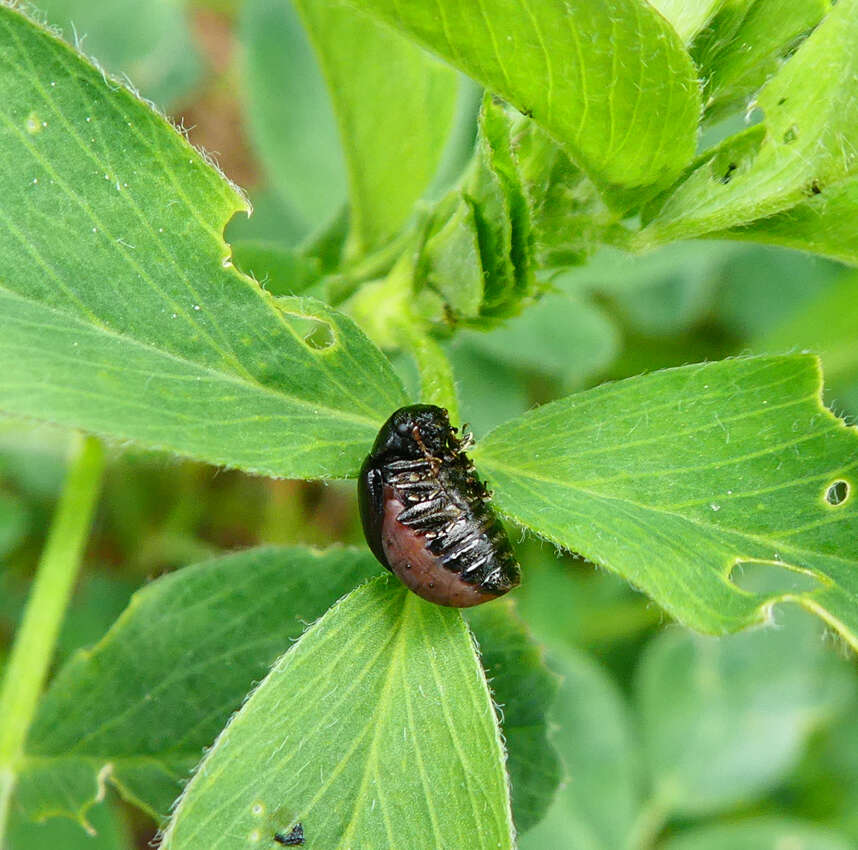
[{"left": 358, "top": 404, "right": 520, "bottom": 607}]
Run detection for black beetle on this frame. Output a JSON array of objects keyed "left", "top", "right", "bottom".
[{"left": 358, "top": 405, "right": 520, "bottom": 607}]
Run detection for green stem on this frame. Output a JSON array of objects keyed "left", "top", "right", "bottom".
[
  {"left": 343, "top": 250, "right": 461, "bottom": 424},
  {"left": 625, "top": 789, "right": 674, "bottom": 850},
  {"left": 341, "top": 242, "right": 460, "bottom": 424},
  {"left": 325, "top": 226, "right": 418, "bottom": 306},
  {"left": 401, "top": 328, "right": 460, "bottom": 427},
  {"left": 0, "top": 434, "right": 105, "bottom": 838},
  {"left": 0, "top": 772, "right": 12, "bottom": 850}
]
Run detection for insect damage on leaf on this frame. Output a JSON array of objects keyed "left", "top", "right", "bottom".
[{"left": 824, "top": 479, "right": 850, "bottom": 506}]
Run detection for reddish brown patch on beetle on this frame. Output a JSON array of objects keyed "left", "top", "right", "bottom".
[{"left": 381, "top": 487, "right": 499, "bottom": 608}]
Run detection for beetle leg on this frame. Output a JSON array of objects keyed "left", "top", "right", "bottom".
[{"left": 411, "top": 425, "right": 442, "bottom": 472}]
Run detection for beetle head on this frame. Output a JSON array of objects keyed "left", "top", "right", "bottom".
[{"left": 371, "top": 404, "right": 452, "bottom": 461}]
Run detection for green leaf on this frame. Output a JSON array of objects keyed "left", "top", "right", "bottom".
[
  {"left": 513, "top": 543, "right": 659, "bottom": 649},
  {"left": 160, "top": 576, "right": 514, "bottom": 850},
  {"left": 420, "top": 192, "right": 485, "bottom": 319},
  {"left": 348, "top": 0, "right": 701, "bottom": 194},
  {"left": 513, "top": 121, "right": 612, "bottom": 268},
  {"left": 465, "top": 600, "right": 561, "bottom": 834},
  {"left": 473, "top": 355, "right": 858, "bottom": 648},
  {"left": 0, "top": 489, "right": 28, "bottom": 558},
  {"left": 466, "top": 98, "right": 532, "bottom": 314},
  {"left": 640, "top": 1, "right": 858, "bottom": 245},
  {"left": 756, "top": 271, "right": 858, "bottom": 390},
  {"left": 648, "top": 0, "right": 725, "bottom": 43},
  {"left": 55, "top": 572, "right": 136, "bottom": 662},
  {"left": 239, "top": 0, "right": 347, "bottom": 233},
  {"left": 556, "top": 241, "right": 737, "bottom": 300},
  {"left": 661, "top": 817, "right": 853, "bottom": 850},
  {"left": 8, "top": 799, "right": 132, "bottom": 850},
  {"left": 0, "top": 419, "right": 70, "bottom": 499},
  {"left": 637, "top": 608, "right": 855, "bottom": 817},
  {"left": 457, "top": 293, "right": 619, "bottom": 387},
  {"left": 691, "top": 0, "right": 828, "bottom": 123},
  {"left": 224, "top": 187, "right": 309, "bottom": 249},
  {"left": 230, "top": 240, "right": 323, "bottom": 297},
  {"left": 722, "top": 177, "right": 858, "bottom": 265},
  {"left": 447, "top": 345, "right": 531, "bottom": 439},
  {"left": 36, "top": 0, "right": 201, "bottom": 108},
  {"left": 0, "top": 5, "right": 408, "bottom": 479},
  {"left": 712, "top": 245, "right": 842, "bottom": 339},
  {"left": 293, "top": 0, "right": 459, "bottom": 255},
  {"left": 17, "top": 546, "right": 381, "bottom": 824},
  {"left": 519, "top": 647, "right": 641, "bottom": 850},
  {"left": 791, "top": 696, "right": 858, "bottom": 843},
  {"left": 416, "top": 97, "right": 537, "bottom": 327},
  {"left": 559, "top": 241, "right": 738, "bottom": 337}
]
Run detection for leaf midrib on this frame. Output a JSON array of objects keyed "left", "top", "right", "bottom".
[
  {"left": 0, "top": 284, "right": 379, "bottom": 430},
  {"left": 482, "top": 457, "right": 858, "bottom": 574},
  {"left": 420, "top": 606, "right": 513, "bottom": 846},
  {"left": 336, "top": 592, "right": 410, "bottom": 848},
  {"left": 0, "top": 10, "right": 395, "bottom": 431}
]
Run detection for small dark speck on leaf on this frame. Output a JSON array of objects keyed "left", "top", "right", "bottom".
[
  {"left": 274, "top": 823, "right": 304, "bottom": 845},
  {"left": 720, "top": 162, "right": 737, "bottom": 184}
]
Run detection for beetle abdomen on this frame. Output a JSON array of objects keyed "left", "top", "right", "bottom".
[{"left": 358, "top": 405, "right": 520, "bottom": 607}]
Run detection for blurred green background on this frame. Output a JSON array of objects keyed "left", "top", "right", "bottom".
[{"left": 2, "top": 1, "right": 857, "bottom": 848}]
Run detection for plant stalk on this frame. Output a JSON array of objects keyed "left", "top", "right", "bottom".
[
  {"left": 625, "top": 788, "right": 674, "bottom": 850},
  {"left": 399, "top": 327, "right": 460, "bottom": 427},
  {"left": 0, "top": 434, "right": 105, "bottom": 839},
  {"left": 343, "top": 250, "right": 461, "bottom": 425}
]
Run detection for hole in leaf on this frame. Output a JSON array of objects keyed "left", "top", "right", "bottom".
[
  {"left": 825, "top": 479, "right": 849, "bottom": 506},
  {"left": 745, "top": 103, "right": 765, "bottom": 125},
  {"left": 293, "top": 316, "right": 335, "bottom": 350},
  {"left": 708, "top": 125, "right": 765, "bottom": 186},
  {"left": 783, "top": 126, "right": 799, "bottom": 144},
  {"left": 275, "top": 299, "right": 339, "bottom": 351},
  {"left": 730, "top": 561, "right": 823, "bottom": 596}
]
